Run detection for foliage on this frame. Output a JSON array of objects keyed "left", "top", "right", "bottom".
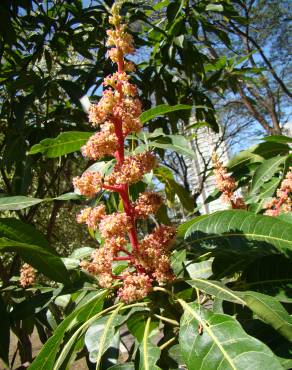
[{"left": 0, "top": 1, "right": 291, "bottom": 369}]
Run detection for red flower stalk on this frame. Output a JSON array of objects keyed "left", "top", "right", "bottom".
[{"left": 74, "top": 3, "right": 176, "bottom": 302}]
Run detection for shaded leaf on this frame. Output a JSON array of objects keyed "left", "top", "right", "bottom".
[{"left": 0, "top": 238, "right": 70, "bottom": 284}]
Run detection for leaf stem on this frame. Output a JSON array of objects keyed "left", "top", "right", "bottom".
[{"left": 153, "top": 314, "right": 179, "bottom": 326}]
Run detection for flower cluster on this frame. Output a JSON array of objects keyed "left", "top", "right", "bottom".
[
  {"left": 20, "top": 263, "right": 36, "bottom": 288},
  {"left": 75, "top": 3, "right": 176, "bottom": 303},
  {"left": 105, "top": 152, "right": 157, "bottom": 186},
  {"left": 212, "top": 152, "right": 246, "bottom": 209},
  {"left": 77, "top": 205, "right": 106, "bottom": 230},
  {"left": 73, "top": 171, "right": 102, "bottom": 197},
  {"left": 134, "top": 192, "right": 163, "bottom": 219},
  {"left": 264, "top": 168, "right": 292, "bottom": 216}
]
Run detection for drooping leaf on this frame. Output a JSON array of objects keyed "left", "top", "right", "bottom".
[
  {"left": 84, "top": 307, "right": 123, "bottom": 368},
  {"left": 29, "top": 291, "right": 106, "bottom": 370},
  {"left": 240, "top": 291, "right": 292, "bottom": 342},
  {"left": 178, "top": 300, "right": 283, "bottom": 370},
  {"left": 139, "top": 317, "right": 161, "bottom": 370},
  {"left": 0, "top": 238, "right": 70, "bottom": 284},
  {"left": 54, "top": 303, "right": 123, "bottom": 370},
  {"left": 54, "top": 192, "right": 84, "bottom": 201},
  {"left": 179, "top": 210, "right": 292, "bottom": 257},
  {"left": 28, "top": 131, "right": 92, "bottom": 158},
  {"left": 187, "top": 279, "right": 292, "bottom": 341},
  {"left": 250, "top": 156, "right": 286, "bottom": 194},
  {"left": 0, "top": 196, "right": 43, "bottom": 210},
  {"left": 0, "top": 218, "right": 49, "bottom": 248},
  {"left": 139, "top": 104, "right": 192, "bottom": 124},
  {"left": 148, "top": 134, "right": 196, "bottom": 157},
  {"left": 263, "top": 135, "right": 292, "bottom": 144}
]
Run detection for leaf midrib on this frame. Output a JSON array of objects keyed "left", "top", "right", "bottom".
[{"left": 178, "top": 300, "right": 237, "bottom": 370}]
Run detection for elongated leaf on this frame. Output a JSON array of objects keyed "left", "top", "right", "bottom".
[
  {"left": 54, "top": 303, "right": 123, "bottom": 370},
  {"left": 179, "top": 210, "right": 292, "bottom": 257},
  {"left": 54, "top": 192, "right": 84, "bottom": 201},
  {"left": 0, "top": 296, "right": 9, "bottom": 368},
  {"left": 139, "top": 318, "right": 161, "bottom": 370},
  {"left": 148, "top": 135, "right": 195, "bottom": 158},
  {"left": 187, "top": 279, "right": 245, "bottom": 305},
  {"left": 251, "top": 156, "right": 285, "bottom": 194},
  {"left": 28, "top": 131, "right": 92, "bottom": 158},
  {"left": 29, "top": 291, "right": 106, "bottom": 370},
  {"left": 240, "top": 291, "right": 292, "bottom": 341},
  {"left": 0, "top": 238, "right": 70, "bottom": 284},
  {"left": 178, "top": 300, "right": 283, "bottom": 370},
  {"left": 187, "top": 279, "right": 292, "bottom": 341},
  {"left": 263, "top": 135, "right": 292, "bottom": 144},
  {"left": 206, "top": 4, "right": 223, "bottom": 11},
  {"left": 228, "top": 142, "right": 290, "bottom": 171},
  {"left": 0, "top": 218, "right": 49, "bottom": 248},
  {"left": 139, "top": 104, "right": 192, "bottom": 124},
  {"left": 84, "top": 307, "right": 122, "bottom": 368},
  {"left": 155, "top": 167, "right": 194, "bottom": 211},
  {"left": 0, "top": 196, "right": 43, "bottom": 210}
]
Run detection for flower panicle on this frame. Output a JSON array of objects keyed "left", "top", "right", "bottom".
[
  {"left": 75, "top": 3, "right": 176, "bottom": 303},
  {"left": 264, "top": 168, "right": 292, "bottom": 216},
  {"left": 20, "top": 263, "right": 36, "bottom": 288},
  {"left": 212, "top": 152, "right": 246, "bottom": 209}
]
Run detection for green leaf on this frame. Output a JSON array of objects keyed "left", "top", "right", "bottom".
[
  {"left": 28, "top": 131, "right": 92, "bottom": 158},
  {"left": 179, "top": 210, "right": 292, "bottom": 257},
  {"left": 0, "top": 296, "right": 9, "bottom": 368},
  {"left": 187, "top": 279, "right": 245, "bottom": 305},
  {"left": 54, "top": 303, "right": 123, "bottom": 370},
  {"left": 148, "top": 135, "right": 196, "bottom": 158},
  {"left": 139, "top": 317, "right": 161, "bottom": 370},
  {"left": 0, "top": 196, "right": 43, "bottom": 210},
  {"left": 250, "top": 156, "right": 286, "bottom": 194},
  {"left": 263, "top": 135, "right": 292, "bottom": 144},
  {"left": 0, "top": 238, "right": 70, "bottom": 284},
  {"left": 70, "top": 247, "right": 95, "bottom": 259},
  {"left": 206, "top": 4, "right": 224, "bottom": 12},
  {"left": 240, "top": 291, "right": 292, "bottom": 342},
  {"left": 228, "top": 142, "right": 290, "bottom": 171},
  {"left": 54, "top": 192, "right": 84, "bottom": 201},
  {"left": 186, "top": 260, "right": 213, "bottom": 279},
  {"left": 155, "top": 167, "right": 194, "bottom": 211},
  {"left": 187, "top": 280, "right": 292, "bottom": 341},
  {"left": 84, "top": 307, "right": 122, "bottom": 368},
  {"left": 0, "top": 218, "right": 49, "bottom": 248},
  {"left": 139, "top": 104, "right": 192, "bottom": 124},
  {"left": 178, "top": 301, "right": 283, "bottom": 370},
  {"left": 29, "top": 291, "right": 106, "bottom": 370}
]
